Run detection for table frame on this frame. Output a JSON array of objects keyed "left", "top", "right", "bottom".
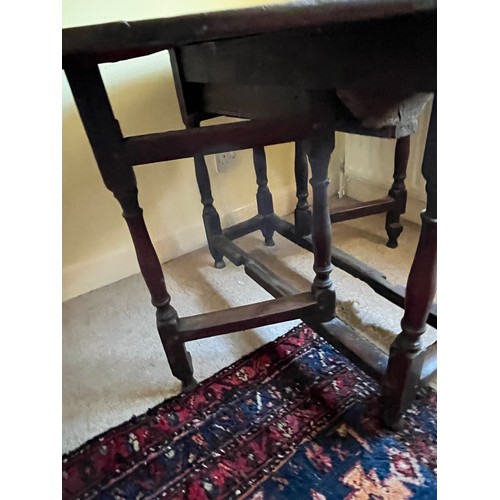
[{"left": 62, "top": 1, "right": 436, "bottom": 429}]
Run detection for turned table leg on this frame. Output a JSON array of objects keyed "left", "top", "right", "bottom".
[
  {"left": 253, "top": 146, "right": 276, "bottom": 246},
  {"left": 294, "top": 141, "right": 312, "bottom": 237},
  {"left": 193, "top": 153, "right": 226, "bottom": 269},
  {"left": 116, "top": 186, "right": 197, "bottom": 391},
  {"left": 190, "top": 119, "right": 226, "bottom": 269},
  {"left": 305, "top": 132, "right": 336, "bottom": 322},
  {"left": 65, "top": 62, "right": 196, "bottom": 391},
  {"left": 386, "top": 135, "right": 410, "bottom": 248},
  {"left": 382, "top": 98, "right": 437, "bottom": 429}
]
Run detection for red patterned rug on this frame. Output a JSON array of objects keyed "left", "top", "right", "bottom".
[{"left": 63, "top": 324, "right": 437, "bottom": 499}]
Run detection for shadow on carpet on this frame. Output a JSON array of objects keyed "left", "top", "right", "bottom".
[{"left": 63, "top": 324, "right": 437, "bottom": 499}]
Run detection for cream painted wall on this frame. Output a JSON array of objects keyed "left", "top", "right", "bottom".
[{"left": 62, "top": 0, "right": 342, "bottom": 301}]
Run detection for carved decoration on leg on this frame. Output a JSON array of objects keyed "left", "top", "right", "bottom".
[
  {"left": 115, "top": 184, "right": 197, "bottom": 390},
  {"left": 187, "top": 116, "right": 225, "bottom": 269},
  {"left": 294, "top": 141, "right": 312, "bottom": 237},
  {"left": 65, "top": 62, "right": 196, "bottom": 390},
  {"left": 157, "top": 306, "right": 197, "bottom": 392},
  {"left": 116, "top": 184, "right": 173, "bottom": 308},
  {"left": 253, "top": 146, "right": 275, "bottom": 246},
  {"left": 386, "top": 135, "right": 410, "bottom": 248},
  {"left": 305, "top": 131, "right": 336, "bottom": 322},
  {"left": 193, "top": 154, "right": 226, "bottom": 269},
  {"left": 382, "top": 97, "right": 437, "bottom": 429}
]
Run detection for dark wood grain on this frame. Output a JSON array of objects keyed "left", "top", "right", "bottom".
[
  {"left": 169, "top": 48, "right": 191, "bottom": 126},
  {"left": 63, "top": 63, "right": 134, "bottom": 193},
  {"left": 177, "top": 293, "right": 318, "bottom": 341},
  {"left": 330, "top": 197, "right": 396, "bottom": 223},
  {"left": 124, "top": 116, "right": 321, "bottom": 166},
  {"left": 222, "top": 215, "right": 263, "bottom": 241},
  {"left": 64, "top": 61, "right": 197, "bottom": 389},
  {"left": 294, "top": 141, "right": 312, "bottom": 237},
  {"left": 157, "top": 306, "right": 196, "bottom": 391},
  {"left": 169, "top": 49, "right": 215, "bottom": 127},
  {"left": 306, "top": 131, "right": 337, "bottom": 321},
  {"left": 271, "top": 215, "right": 437, "bottom": 328},
  {"left": 121, "top": 198, "right": 172, "bottom": 308},
  {"left": 64, "top": 63, "right": 169, "bottom": 308},
  {"left": 193, "top": 153, "right": 226, "bottom": 269},
  {"left": 179, "top": 13, "right": 436, "bottom": 92},
  {"left": 171, "top": 54, "right": 227, "bottom": 269},
  {"left": 382, "top": 97, "right": 437, "bottom": 430},
  {"left": 212, "top": 235, "right": 247, "bottom": 267},
  {"left": 205, "top": 238, "right": 435, "bottom": 385},
  {"left": 198, "top": 83, "right": 312, "bottom": 121},
  {"left": 62, "top": 0, "right": 436, "bottom": 63},
  {"left": 195, "top": 82, "right": 406, "bottom": 138},
  {"left": 253, "top": 146, "right": 275, "bottom": 246},
  {"left": 212, "top": 232, "right": 303, "bottom": 299},
  {"left": 244, "top": 260, "right": 298, "bottom": 299},
  {"left": 386, "top": 135, "right": 410, "bottom": 248}
]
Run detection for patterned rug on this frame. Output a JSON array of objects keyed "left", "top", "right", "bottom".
[{"left": 62, "top": 324, "right": 437, "bottom": 499}]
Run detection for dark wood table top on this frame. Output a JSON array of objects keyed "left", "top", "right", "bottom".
[
  {"left": 62, "top": 0, "right": 436, "bottom": 163},
  {"left": 62, "top": 0, "right": 436, "bottom": 65}
]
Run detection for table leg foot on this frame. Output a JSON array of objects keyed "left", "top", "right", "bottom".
[
  {"left": 382, "top": 409, "right": 405, "bottom": 431},
  {"left": 163, "top": 339, "right": 196, "bottom": 390},
  {"left": 382, "top": 211, "right": 435, "bottom": 429},
  {"left": 157, "top": 305, "right": 196, "bottom": 390},
  {"left": 182, "top": 375, "right": 199, "bottom": 392},
  {"left": 193, "top": 154, "right": 226, "bottom": 269},
  {"left": 386, "top": 222, "right": 403, "bottom": 249},
  {"left": 306, "top": 130, "right": 336, "bottom": 322},
  {"left": 294, "top": 141, "right": 312, "bottom": 237},
  {"left": 262, "top": 215, "right": 275, "bottom": 248},
  {"left": 180, "top": 349, "right": 198, "bottom": 392},
  {"left": 382, "top": 213, "right": 435, "bottom": 427},
  {"left": 382, "top": 336, "right": 427, "bottom": 430},
  {"left": 253, "top": 147, "right": 276, "bottom": 246},
  {"left": 382, "top": 97, "right": 436, "bottom": 428}
]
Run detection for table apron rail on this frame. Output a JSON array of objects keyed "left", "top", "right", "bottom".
[{"left": 124, "top": 117, "right": 327, "bottom": 166}]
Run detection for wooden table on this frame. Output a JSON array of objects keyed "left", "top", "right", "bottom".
[{"left": 62, "top": 0, "right": 437, "bottom": 429}]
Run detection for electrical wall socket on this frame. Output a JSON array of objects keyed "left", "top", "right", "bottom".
[{"left": 215, "top": 151, "right": 236, "bottom": 173}]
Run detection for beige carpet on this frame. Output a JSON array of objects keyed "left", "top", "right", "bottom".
[{"left": 62, "top": 212, "right": 436, "bottom": 453}]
